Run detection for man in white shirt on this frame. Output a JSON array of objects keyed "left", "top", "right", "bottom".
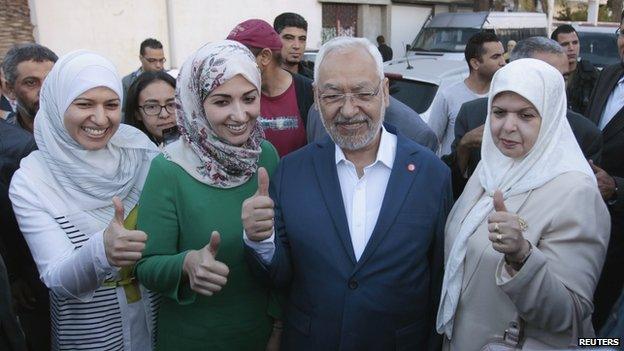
[
  {"left": 241, "top": 36, "right": 452, "bottom": 351},
  {"left": 428, "top": 31, "right": 506, "bottom": 156}
]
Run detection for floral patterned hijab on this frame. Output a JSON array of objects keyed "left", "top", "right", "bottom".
[{"left": 163, "top": 40, "right": 264, "bottom": 188}]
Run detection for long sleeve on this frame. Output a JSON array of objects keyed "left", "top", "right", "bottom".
[
  {"left": 135, "top": 157, "right": 196, "bottom": 305},
  {"left": 9, "top": 170, "right": 113, "bottom": 301},
  {"left": 426, "top": 90, "right": 449, "bottom": 149},
  {"left": 495, "top": 179, "right": 610, "bottom": 334}
]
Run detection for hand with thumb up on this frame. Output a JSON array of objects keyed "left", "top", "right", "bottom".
[
  {"left": 182, "top": 231, "right": 229, "bottom": 296},
  {"left": 241, "top": 167, "right": 275, "bottom": 242},
  {"left": 486, "top": 190, "right": 530, "bottom": 264},
  {"left": 104, "top": 196, "right": 148, "bottom": 267}
]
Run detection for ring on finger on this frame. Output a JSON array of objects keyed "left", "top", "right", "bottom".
[
  {"left": 496, "top": 233, "right": 503, "bottom": 242},
  {"left": 494, "top": 222, "right": 500, "bottom": 233}
]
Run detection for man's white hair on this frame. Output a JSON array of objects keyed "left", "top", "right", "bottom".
[{"left": 313, "top": 36, "right": 384, "bottom": 83}]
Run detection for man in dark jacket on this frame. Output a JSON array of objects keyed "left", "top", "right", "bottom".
[
  {"left": 444, "top": 37, "right": 603, "bottom": 199},
  {"left": 274, "top": 12, "right": 314, "bottom": 79},
  {"left": 551, "top": 24, "right": 599, "bottom": 115},
  {"left": 0, "top": 118, "right": 49, "bottom": 350},
  {"left": 228, "top": 19, "right": 314, "bottom": 157},
  {"left": 585, "top": 13, "right": 624, "bottom": 330},
  {"left": 377, "top": 35, "right": 393, "bottom": 62}
]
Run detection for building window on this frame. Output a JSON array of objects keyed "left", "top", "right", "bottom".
[{"left": 322, "top": 3, "right": 358, "bottom": 43}]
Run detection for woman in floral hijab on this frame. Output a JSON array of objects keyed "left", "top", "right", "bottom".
[{"left": 135, "top": 40, "right": 280, "bottom": 351}]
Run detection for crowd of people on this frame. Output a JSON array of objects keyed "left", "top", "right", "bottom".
[{"left": 0, "top": 9, "right": 623, "bottom": 351}]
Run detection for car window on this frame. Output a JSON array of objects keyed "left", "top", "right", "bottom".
[
  {"left": 578, "top": 32, "right": 619, "bottom": 69},
  {"left": 411, "top": 28, "right": 481, "bottom": 53},
  {"left": 388, "top": 78, "right": 438, "bottom": 114}
]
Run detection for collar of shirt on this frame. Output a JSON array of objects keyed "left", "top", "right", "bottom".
[{"left": 334, "top": 125, "right": 396, "bottom": 171}]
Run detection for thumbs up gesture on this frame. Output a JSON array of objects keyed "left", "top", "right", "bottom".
[
  {"left": 103, "top": 196, "right": 148, "bottom": 267},
  {"left": 486, "top": 190, "right": 530, "bottom": 263},
  {"left": 182, "top": 231, "right": 229, "bottom": 296},
  {"left": 241, "top": 167, "right": 275, "bottom": 242}
]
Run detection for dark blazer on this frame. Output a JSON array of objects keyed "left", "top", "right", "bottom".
[
  {"left": 0, "top": 253, "right": 26, "bottom": 351},
  {"left": 444, "top": 97, "right": 603, "bottom": 198},
  {"left": 246, "top": 125, "right": 452, "bottom": 351},
  {"left": 585, "top": 63, "right": 624, "bottom": 328}
]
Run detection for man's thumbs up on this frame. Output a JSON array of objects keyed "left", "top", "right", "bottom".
[
  {"left": 256, "top": 167, "right": 269, "bottom": 197},
  {"left": 493, "top": 190, "right": 508, "bottom": 213},
  {"left": 242, "top": 168, "right": 275, "bottom": 242}
]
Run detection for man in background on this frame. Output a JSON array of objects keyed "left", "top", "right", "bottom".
[
  {"left": 273, "top": 12, "right": 313, "bottom": 79},
  {"left": 2, "top": 43, "right": 57, "bottom": 133},
  {"left": 551, "top": 24, "right": 598, "bottom": 114},
  {"left": 121, "top": 38, "right": 166, "bottom": 98},
  {"left": 377, "top": 35, "right": 393, "bottom": 62}
]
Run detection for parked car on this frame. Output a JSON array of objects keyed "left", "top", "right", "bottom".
[
  {"left": 409, "top": 11, "right": 548, "bottom": 60},
  {"left": 384, "top": 56, "right": 469, "bottom": 122},
  {"left": 576, "top": 25, "right": 620, "bottom": 69}
]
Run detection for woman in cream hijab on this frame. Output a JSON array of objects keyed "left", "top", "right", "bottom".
[
  {"left": 436, "top": 58, "right": 610, "bottom": 350},
  {"left": 135, "top": 40, "right": 280, "bottom": 350},
  {"left": 9, "top": 51, "right": 159, "bottom": 350}
]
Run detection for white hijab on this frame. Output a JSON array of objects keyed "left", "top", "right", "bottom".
[
  {"left": 436, "top": 58, "right": 595, "bottom": 338},
  {"left": 33, "top": 50, "right": 158, "bottom": 225}
]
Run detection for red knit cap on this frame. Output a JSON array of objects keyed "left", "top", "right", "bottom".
[{"left": 227, "top": 19, "right": 283, "bottom": 51}]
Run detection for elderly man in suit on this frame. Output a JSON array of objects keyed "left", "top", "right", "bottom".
[
  {"left": 586, "top": 13, "right": 624, "bottom": 330},
  {"left": 242, "top": 36, "right": 452, "bottom": 350},
  {"left": 444, "top": 37, "right": 603, "bottom": 199}
]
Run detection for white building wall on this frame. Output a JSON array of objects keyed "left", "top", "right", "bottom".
[
  {"left": 389, "top": 4, "right": 432, "bottom": 58},
  {"left": 30, "top": 0, "right": 322, "bottom": 76}
]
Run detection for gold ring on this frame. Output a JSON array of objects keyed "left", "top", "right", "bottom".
[
  {"left": 496, "top": 233, "right": 503, "bottom": 242},
  {"left": 494, "top": 223, "right": 500, "bottom": 233},
  {"left": 518, "top": 217, "right": 528, "bottom": 232}
]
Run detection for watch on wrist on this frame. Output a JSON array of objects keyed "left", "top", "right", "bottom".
[
  {"left": 505, "top": 240, "right": 532, "bottom": 271},
  {"left": 607, "top": 176, "right": 619, "bottom": 206}
]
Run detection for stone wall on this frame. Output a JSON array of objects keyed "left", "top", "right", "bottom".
[{"left": 0, "top": 0, "right": 34, "bottom": 58}]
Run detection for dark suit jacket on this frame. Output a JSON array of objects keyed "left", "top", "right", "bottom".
[
  {"left": 585, "top": 63, "right": 624, "bottom": 328},
  {"left": 444, "top": 97, "right": 603, "bottom": 198},
  {"left": 246, "top": 125, "right": 452, "bottom": 351},
  {"left": 0, "top": 253, "right": 26, "bottom": 351}
]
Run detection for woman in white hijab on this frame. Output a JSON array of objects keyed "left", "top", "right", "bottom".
[
  {"left": 436, "top": 58, "right": 610, "bottom": 350},
  {"left": 9, "top": 50, "right": 159, "bottom": 350},
  {"left": 134, "top": 40, "right": 280, "bottom": 350}
]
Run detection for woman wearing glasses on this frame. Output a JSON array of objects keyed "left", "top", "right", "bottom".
[
  {"left": 125, "top": 71, "right": 178, "bottom": 146},
  {"left": 135, "top": 40, "right": 280, "bottom": 350}
]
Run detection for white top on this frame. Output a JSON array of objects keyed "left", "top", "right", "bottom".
[
  {"left": 9, "top": 152, "right": 154, "bottom": 350},
  {"left": 244, "top": 126, "right": 397, "bottom": 263},
  {"left": 427, "top": 80, "right": 487, "bottom": 156},
  {"left": 599, "top": 76, "right": 624, "bottom": 130}
]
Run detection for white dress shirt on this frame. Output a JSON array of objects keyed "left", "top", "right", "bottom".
[
  {"left": 244, "top": 126, "right": 397, "bottom": 263},
  {"left": 599, "top": 76, "right": 624, "bottom": 130}
]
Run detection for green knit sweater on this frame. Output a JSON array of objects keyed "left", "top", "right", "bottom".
[{"left": 136, "top": 141, "right": 279, "bottom": 351}]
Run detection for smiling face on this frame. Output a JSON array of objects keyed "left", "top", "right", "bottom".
[
  {"left": 202, "top": 74, "right": 259, "bottom": 146},
  {"left": 64, "top": 86, "right": 121, "bottom": 150},
  {"left": 490, "top": 91, "right": 542, "bottom": 159},
  {"left": 136, "top": 80, "right": 176, "bottom": 139},
  {"left": 316, "top": 46, "right": 389, "bottom": 151}
]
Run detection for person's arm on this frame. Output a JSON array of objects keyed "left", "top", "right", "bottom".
[
  {"left": 495, "top": 180, "right": 610, "bottom": 333},
  {"left": 9, "top": 171, "right": 114, "bottom": 301},
  {"left": 426, "top": 91, "right": 448, "bottom": 149},
  {"left": 134, "top": 157, "right": 197, "bottom": 304}
]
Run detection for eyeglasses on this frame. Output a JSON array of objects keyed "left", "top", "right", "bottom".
[
  {"left": 142, "top": 56, "right": 166, "bottom": 64},
  {"left": 139, "top": 102, "right": 176, "bottom": 116},
  {"left": 319, "top": 81, "right": 382, "bottom": 106},
  {"left": 616, "top": 28, "right": 624, "bottom": 37}
]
